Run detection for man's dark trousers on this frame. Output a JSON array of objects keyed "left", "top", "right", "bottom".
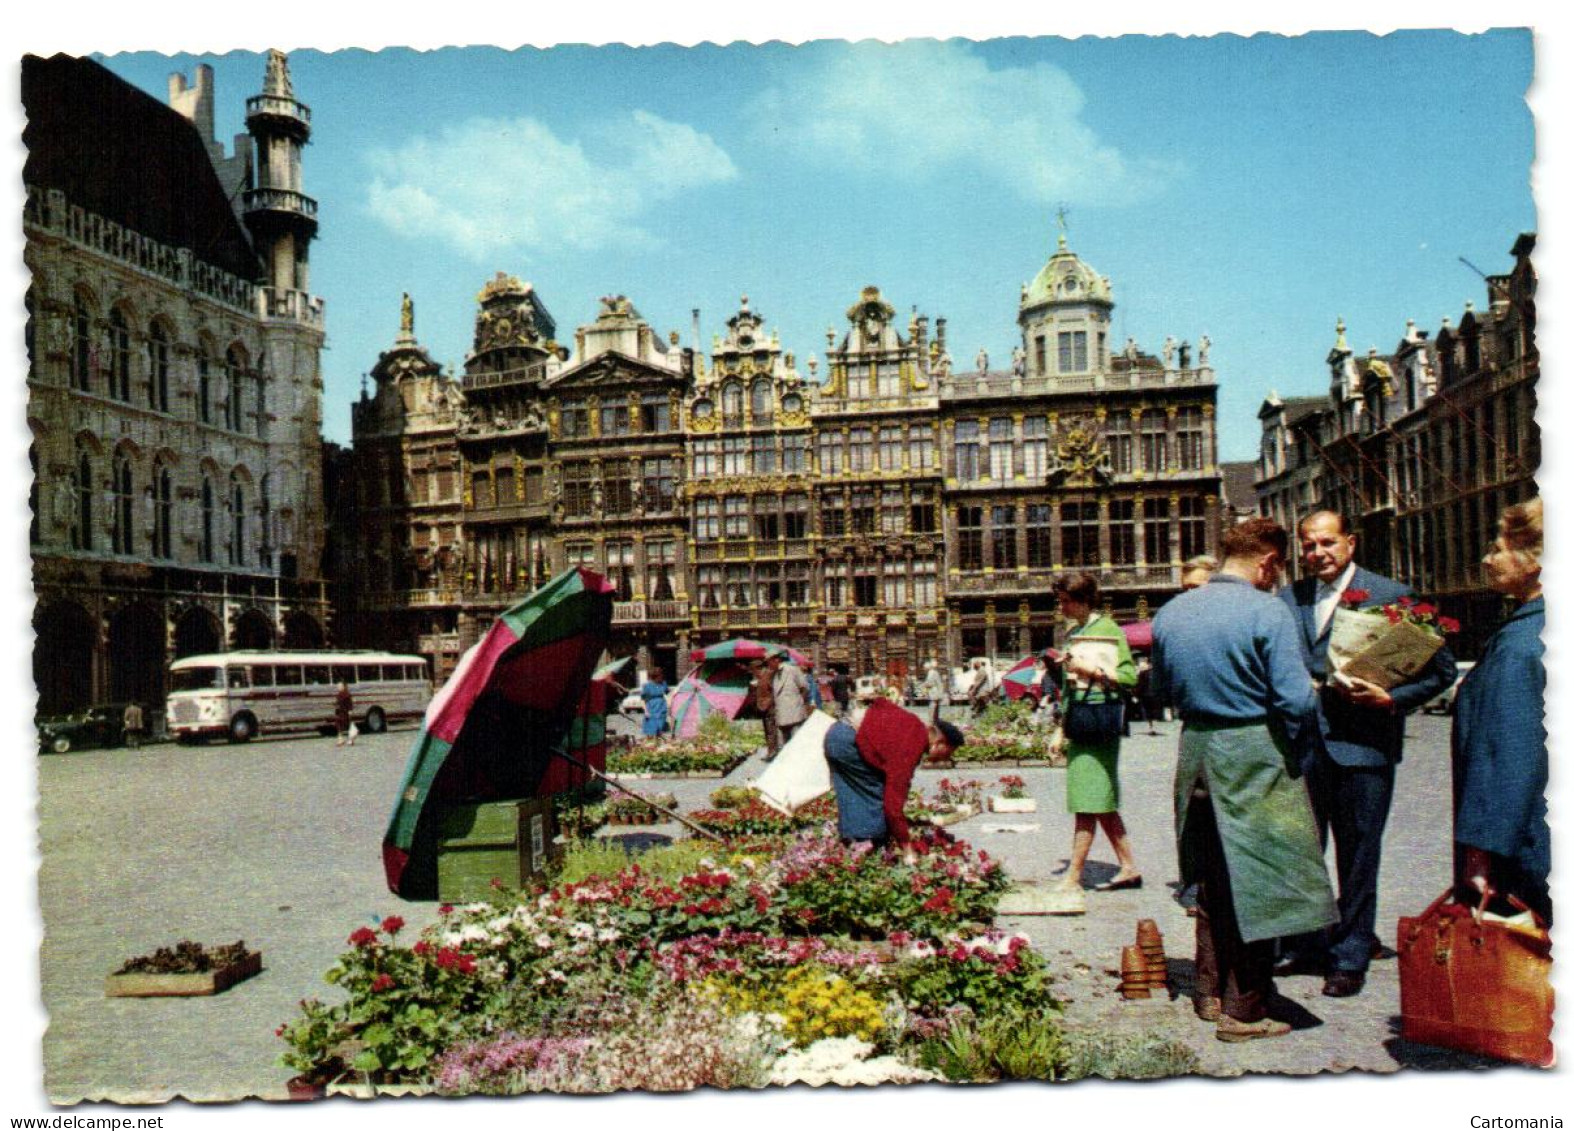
[{"left": 1280, "top": 566, "right": 1455, "bottom": 976}]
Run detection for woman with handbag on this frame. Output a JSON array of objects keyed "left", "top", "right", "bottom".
[
  {"left": 1052, "top": 572, "right": 1143, "bottom": 893},
  {"left": 1452, "top": 497, "right": 1548, "bottom": 923}
]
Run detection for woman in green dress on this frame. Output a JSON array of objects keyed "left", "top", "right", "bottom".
[{"left": 1052, "top": 571, "right": 1143, "bottom": 892}]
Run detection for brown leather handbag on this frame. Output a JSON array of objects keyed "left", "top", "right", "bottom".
[{"left": 1398, "top": 886, "right": 1554, "bottom": 1066}]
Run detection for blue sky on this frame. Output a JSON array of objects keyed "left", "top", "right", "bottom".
[{"left": 93, "top": 30, "right": 1535, "bottom": 462}]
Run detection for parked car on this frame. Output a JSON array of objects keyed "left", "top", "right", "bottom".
[
  {"left": 1421, "top": 661, "right": 1476, "bottom": 715},
  {"left": 38, "top": 703, "right": 131, "bottom": 754}
]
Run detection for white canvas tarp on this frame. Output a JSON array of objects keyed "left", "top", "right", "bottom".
[{"left": 754, "top": 709, "right": 836, "bottom": 813}]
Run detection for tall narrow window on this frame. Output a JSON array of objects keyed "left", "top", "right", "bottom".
[
  {"left": 560, "top": 400, "right": 589, "bottom": 438},
  {"left": 599, "top": 400, "right": 630, "bottom": 437},
  {"left": 72, "top": 293, "right": 93, "bottom": 392},
  {"left": 254, "top": 372, "right": 267, "bottom": 437},
  {"left": 562, "top": 463, "right": 594, "bottom": 517},
  {"left": 1108, "top": 414, "right": 1134, "bottom": 474},
  {"left": 990, "top": 505, "right": 1017, "bottom": 570},
  {"left": 751, "top": 434, "right": 777, "bottom": 474},
  {"left": 258, "top": 473, "right": 272, "bottom": 568},
  {"left": 640, "top": 392, "right": 670, "bottom": 433},
  {"left": 1022, "top": 417, "right": 1048, "bottom": 480},
  {"left": 198, "top": 350, "right": 212, "bottom": 423},
  {"left": 988, "top": 418, "right": 1013, "bottom": 479},
  {"left": 753, "top": 498, "right": 780, "bottom": 542},
  {"left": 1025, "top": 503, "right": 1053, "bottom": 567},
  {"left": 721, "top": 382, "right": 744, "bottom": 427},
  {"left": 108, "top": 309, "right": 131, "bottom": 401},
  {"left": 148, "top": 322, "right": 170, "bottom": 412},
  {"left": 881, "top": 490, "right": 905, "bottom": 534},
  {"left": 693, "top": 497, "right": 719, "bottom": 541},
  {"left": 226, "top": 347, "right": 246, "bottom": 431},
  {"left": 1179, "top": 495, "right": 1208, "bottom": 560},
  {"left": 850, "top": 490, "right": 876, "bottom": 534},
  {"left": 604, "top": 540, "right": 635, "bottom": 601},
  {"left": 602, "top": 459, "right": 633, "bottom": 515},
  {"left": 1058, "top": 330, "right": 1088, "bottom": 373},
  {"left": 1140, "top": 410, "right": 1169, "bottom": 473},
  {"left": 879, "top": 426, "right": 904, "bottom": 471},
  {"left": 782, "top": 434, "right": 808, "bottom": 473},
  {"left": 73, "top": 452, "right": 94, "bottom": 551},
  {"left": 848, "top": 428, "right": 873, "bottom": 472},
  {"left": 909, "top": 486, "right": 936, "bottom": 534},
  {"left": 1109, "top": 498, "right": 1136, "bottom": 565},
  {"left": 646, "top": 539, "right": 677, "bottom": 601},
  {"left": 200, "top": 476, "right": 215, "bottom": 563},
  {"left": 784, "top": 494, "right": 809, "bottom": 539},
  {"left": 909, "top": 426, "right": 935, "bottom": 471},
  {"left": 954, "top": 421, "right": 981, "bottom": 481},
  {"left": 1176, "top": 407, "right": 1206, "bottom": 470},
  {"left": 723, "top": 495, "right": 748, "bottom": 539},
  {"left": 111, "top": 453, "right": 134, "bottom": 555},
  {"left": 750, "top": 379, "right": 773, "bottom": 425},
  {"left": 696, "top": 565, "right": 722, "bottom": 609},
  {"left": 824, "top": 561, "right": 848, "bottom": 608},
  {"left": 726, "top": 564, "right": 752, "bottom": 607},
  {"left": 1061, "top": 501, "right": 1100, "bottom": 567},
  {"left": 642, "top": 457, "right": 677, "bottom": 512},
  {"left": 877, "top": 362, "right": 901, "bottom": 398},
  {"left": 1143, "top": 498, "right": 1171, "bottom": 564},
  {"left": 692, "top": 438, "right": 719, "bottom": 477},
  {"left": 820, "top": 492, "right": 846, "bottom": 538},
  {"left": 882, "top": 560, "right": 906, "bottom": 607},
  {"left": 230, "top": 476, "right": 246, "bottom": 565},
  {"left": 723, "top": 436, "right": 747, "bottom": 475},
  {"left": 957, "top": 505, "right": 984, "bottom": 570},
  {"left": 817, "top": 432, "right": 844, "bottom": 474},
  {"left": 912, "top": 558, "right": 937, "bottom": 606}
]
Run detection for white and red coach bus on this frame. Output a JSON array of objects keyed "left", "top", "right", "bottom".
[{"left": 166, "top": 650, "right": 432, "bottom": 743}]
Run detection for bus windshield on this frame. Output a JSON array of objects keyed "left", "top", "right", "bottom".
[{"left": 170, "top": 667, "right": 224, "bottom": 692}]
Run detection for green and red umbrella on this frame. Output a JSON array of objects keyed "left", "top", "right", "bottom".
[
  {"left": 688, "top": 638, "right": 814, "bottom": 668},
  {"left": 1001, "top": 655, "right": 1046, "bottom": 701},
  {"left": 668, "top": 658, "right": 757, "bottom": 737},
  {"left": 382, "top": 567, "right": 614, "bottom": 899}
]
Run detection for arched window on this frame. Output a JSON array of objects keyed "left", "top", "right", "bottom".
[
  {"left": 200, "top": 476, "right": 215, "bottom": 563},
  {"left": 197, "top": 348, "right": 213, "bottom": 423},
  {"left": 73, "top": 451, "right": 94, "bottom": 550},
  {"left": 226, "top": 347, "right": 246, "bottom": 431},
  {"left": 153, "top": 463, "right": 173, "bottom": 559},
  {"left": 229, "top": 475, "right": 246, "bottom": 566},
  {"left": 721, "top": 381, "right": 744, "bottom": 427},
  {"left": 72, "top": 293, "right": 93, "bottom": 392},
  {"left": 111, "top": 452, "right": 134, "bottom": 555},
  {"left": 148, "top": 322, "right": 170, "bottom": 412},
  {"left": 750, "top": 378, "right": 773, "bottom": 425},
  {"left": 108, "top": 308, "right": 131, "bottom": 401},
  {"left": 258, "top": 473, "right": 273, "bottom": 569}
]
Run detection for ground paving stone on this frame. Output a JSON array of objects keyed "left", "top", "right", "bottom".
[{"left": 36, "top": 711, "right": 1505, "bottom": 1103}]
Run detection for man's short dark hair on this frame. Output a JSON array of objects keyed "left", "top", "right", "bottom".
[
  {"left": 1220, "top": 517, "right": 1289, "bottom": 562},
  {"left": 932, "top": 719, "right": 966, "bottom": 750},
  {"left": 1296, "top": 509, "right": 1352, "bottom": 537},
  {"left": 1052, "top": 570, "right": 1101, "bottom": 606}
]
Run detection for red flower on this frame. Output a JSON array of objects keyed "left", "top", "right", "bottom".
[
  {"left": 1438, "top": 616, "right": 1461, "bottom": 634},
  {"left": 1398, "top": 595, "right": 1416, "bottom": 607},
  {"left": 380, "top": 915, "right": 405, "bottom": 936},
  {"left": 412, "top": 940, "right": 431, "bottom": 957},
  {"left": 1384, "top": 607, "right": 1403, "bottom": 624},
  {"left": 347, "top": 927, "right": 378, "bottom": 948},
  {"left": 438, "top": 904, "right": 454, "bottom": 916},
  {"left": 1342, "top": 588, "right": 1370, "bottom": 605},
  {"left": 1412, "top": 603, "right": 1436, "bottom": 618},
  {"left": 370, "top": 973, "right": 395, "bottom": 993},
  {"left": 434, "top": 946, "right": 476, "bottom": 974}
]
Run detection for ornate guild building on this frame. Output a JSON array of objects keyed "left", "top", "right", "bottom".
[
  {"left": 25, "top": 52, "right": 329, "bottom": 719},
  {"left": 339, "top": 226, "right": 1223, "bottom": 681}
]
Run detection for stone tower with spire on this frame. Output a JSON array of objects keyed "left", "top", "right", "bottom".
[{"left": 242, "top": 49, "right": 327, "bottom": 583}]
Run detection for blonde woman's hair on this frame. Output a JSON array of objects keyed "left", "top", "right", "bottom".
[{"left": 1500, "top": 496, "right": 1543, "bottom": 561}]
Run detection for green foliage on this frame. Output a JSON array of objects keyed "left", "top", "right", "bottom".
[
  {"left": 554, "top": 837, "right": 730, "bottom": 885},
  {"left": 1057, "top": 1029, "right": 1201, "bottom": 1080},
  {"left": 708, "top": 785, "right": 760, "bottom": 809},
  {"left": 915, "top": 1009, "right": 1069, "bottom": 1082}
]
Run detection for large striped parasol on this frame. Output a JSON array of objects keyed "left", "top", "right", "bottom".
[
  {"left": 688, "top": 637, "right": 815, "bottom": 668},
  {"left": 382, "top": 568, "right": 615, "bottom": 899},
  {"left": 667, "top": 658, "right": 756, "bottom": 737},
  {"left": 1000, "top": 655, "right": 1045, "bottom": 701}
]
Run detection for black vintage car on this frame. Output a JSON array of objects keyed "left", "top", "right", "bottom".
[{"left": 37, "top": 703, "right": 131, "bottom": 754}]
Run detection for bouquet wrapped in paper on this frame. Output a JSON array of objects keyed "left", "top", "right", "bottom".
[{"left": 1327, "top": 590, "right": 1458, "bottom": 691}]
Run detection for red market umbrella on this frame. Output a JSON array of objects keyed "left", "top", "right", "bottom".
[
  {"left": 382, "top": 567, "right": 615, "bottom": 899},
  {"left": 1122, "top": 621, "right": 1154, "bottom": 650},
  {"left": 669, "top": 658, "right": 756, "bottom": 737}
]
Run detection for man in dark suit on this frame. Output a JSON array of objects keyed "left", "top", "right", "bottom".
[{"left": 1278, "top": 511, "right": 1456, "bottom": 997}]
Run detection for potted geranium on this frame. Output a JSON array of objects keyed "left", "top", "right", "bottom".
[{"left": 988, "top": 775, "right": 1037, "bottom": 813}]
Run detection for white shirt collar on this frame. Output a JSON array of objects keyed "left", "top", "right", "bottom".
[{"left": 1320, "top": 562, "right": 1357, "bottom": 596}]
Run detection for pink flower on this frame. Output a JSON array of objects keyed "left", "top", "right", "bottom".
[{"left": 347, "top": 927, "right": 378, "bottom": 948}]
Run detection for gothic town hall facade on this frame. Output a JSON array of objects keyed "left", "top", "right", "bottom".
[{"left": 339, "top": 228, "right": 1223, "bottom": 685}]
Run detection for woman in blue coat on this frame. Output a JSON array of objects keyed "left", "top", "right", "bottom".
[
  {"left": 640, "top": 674, "right": 670, "bottom": 737},
  {"left": 1453, "top": 497, "right": 1548, "bottom": 923}
]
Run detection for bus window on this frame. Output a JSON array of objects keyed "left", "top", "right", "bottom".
[
  {"left": 251, "top": 665, "right": 274, "bottom": 688},
  {"left": 170, "top": 667, "right": 223, "bottom": 692},
  {"left": 357, "top": 664, "right": 382, "bottom": 683},
  {"left": 305, "top": 665, "right": 331, "bottom": 686},
  {"left": 333, "top": 664, "right": 355, "bottom": 685},
  {"left": 276, "top": 665, "right": 303, "bottom": 686},
  {"left": 227, "top": 667, "right": 250, "bottom": 689}
]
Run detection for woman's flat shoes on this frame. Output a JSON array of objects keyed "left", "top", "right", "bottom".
[{"left": 1094, "top": 875, "right": 1144, "bottom": 892}]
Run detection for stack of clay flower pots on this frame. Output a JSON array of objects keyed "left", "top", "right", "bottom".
[{"left": 1120, "top": 920, "right": 1169, "bottom": 1000}]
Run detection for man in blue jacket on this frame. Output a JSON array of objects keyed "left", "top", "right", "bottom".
[{"left": 1278, "top": 511, "right": 1456, "bottom": 997}]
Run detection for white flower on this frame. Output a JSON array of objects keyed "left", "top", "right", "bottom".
[
  {"left": 569, "top": 922, "right": 597, "bottom": 940},
  {"left": 596, "top": 928, "right": 621, "bottom": 943},
  {"left": 459, "top": 924, "right": 490, "bottom": 944},
  {"left": 440, "top": 931, "right": 465, "bottom": 948},
  {"left": 534, "top": 932, "right": 553, "bottom": 949}
]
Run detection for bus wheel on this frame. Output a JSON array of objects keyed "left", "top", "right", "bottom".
[
  {"left": 364, "top": 707, "right": 387, "bottom": 734},
  {"left": 50, "top": 735, "right": 72, "bottom": 754},
  {"left": 228, "top": 713, "right": 257, "bottom": 743}
]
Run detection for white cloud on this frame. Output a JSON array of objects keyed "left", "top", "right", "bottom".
[
  {"left": 364, "top": 112, "right": 738, "bottom": 258},
  {"left": 751, "top": 40, "right": 1181, "bottom": 205}
]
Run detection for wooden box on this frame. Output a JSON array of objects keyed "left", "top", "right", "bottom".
[
  {"left": 436, "top": 798, "right": 561, "bottom": 901},
  {"left": 106, "top": 951, "right": 263, "bottom": 998}
]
